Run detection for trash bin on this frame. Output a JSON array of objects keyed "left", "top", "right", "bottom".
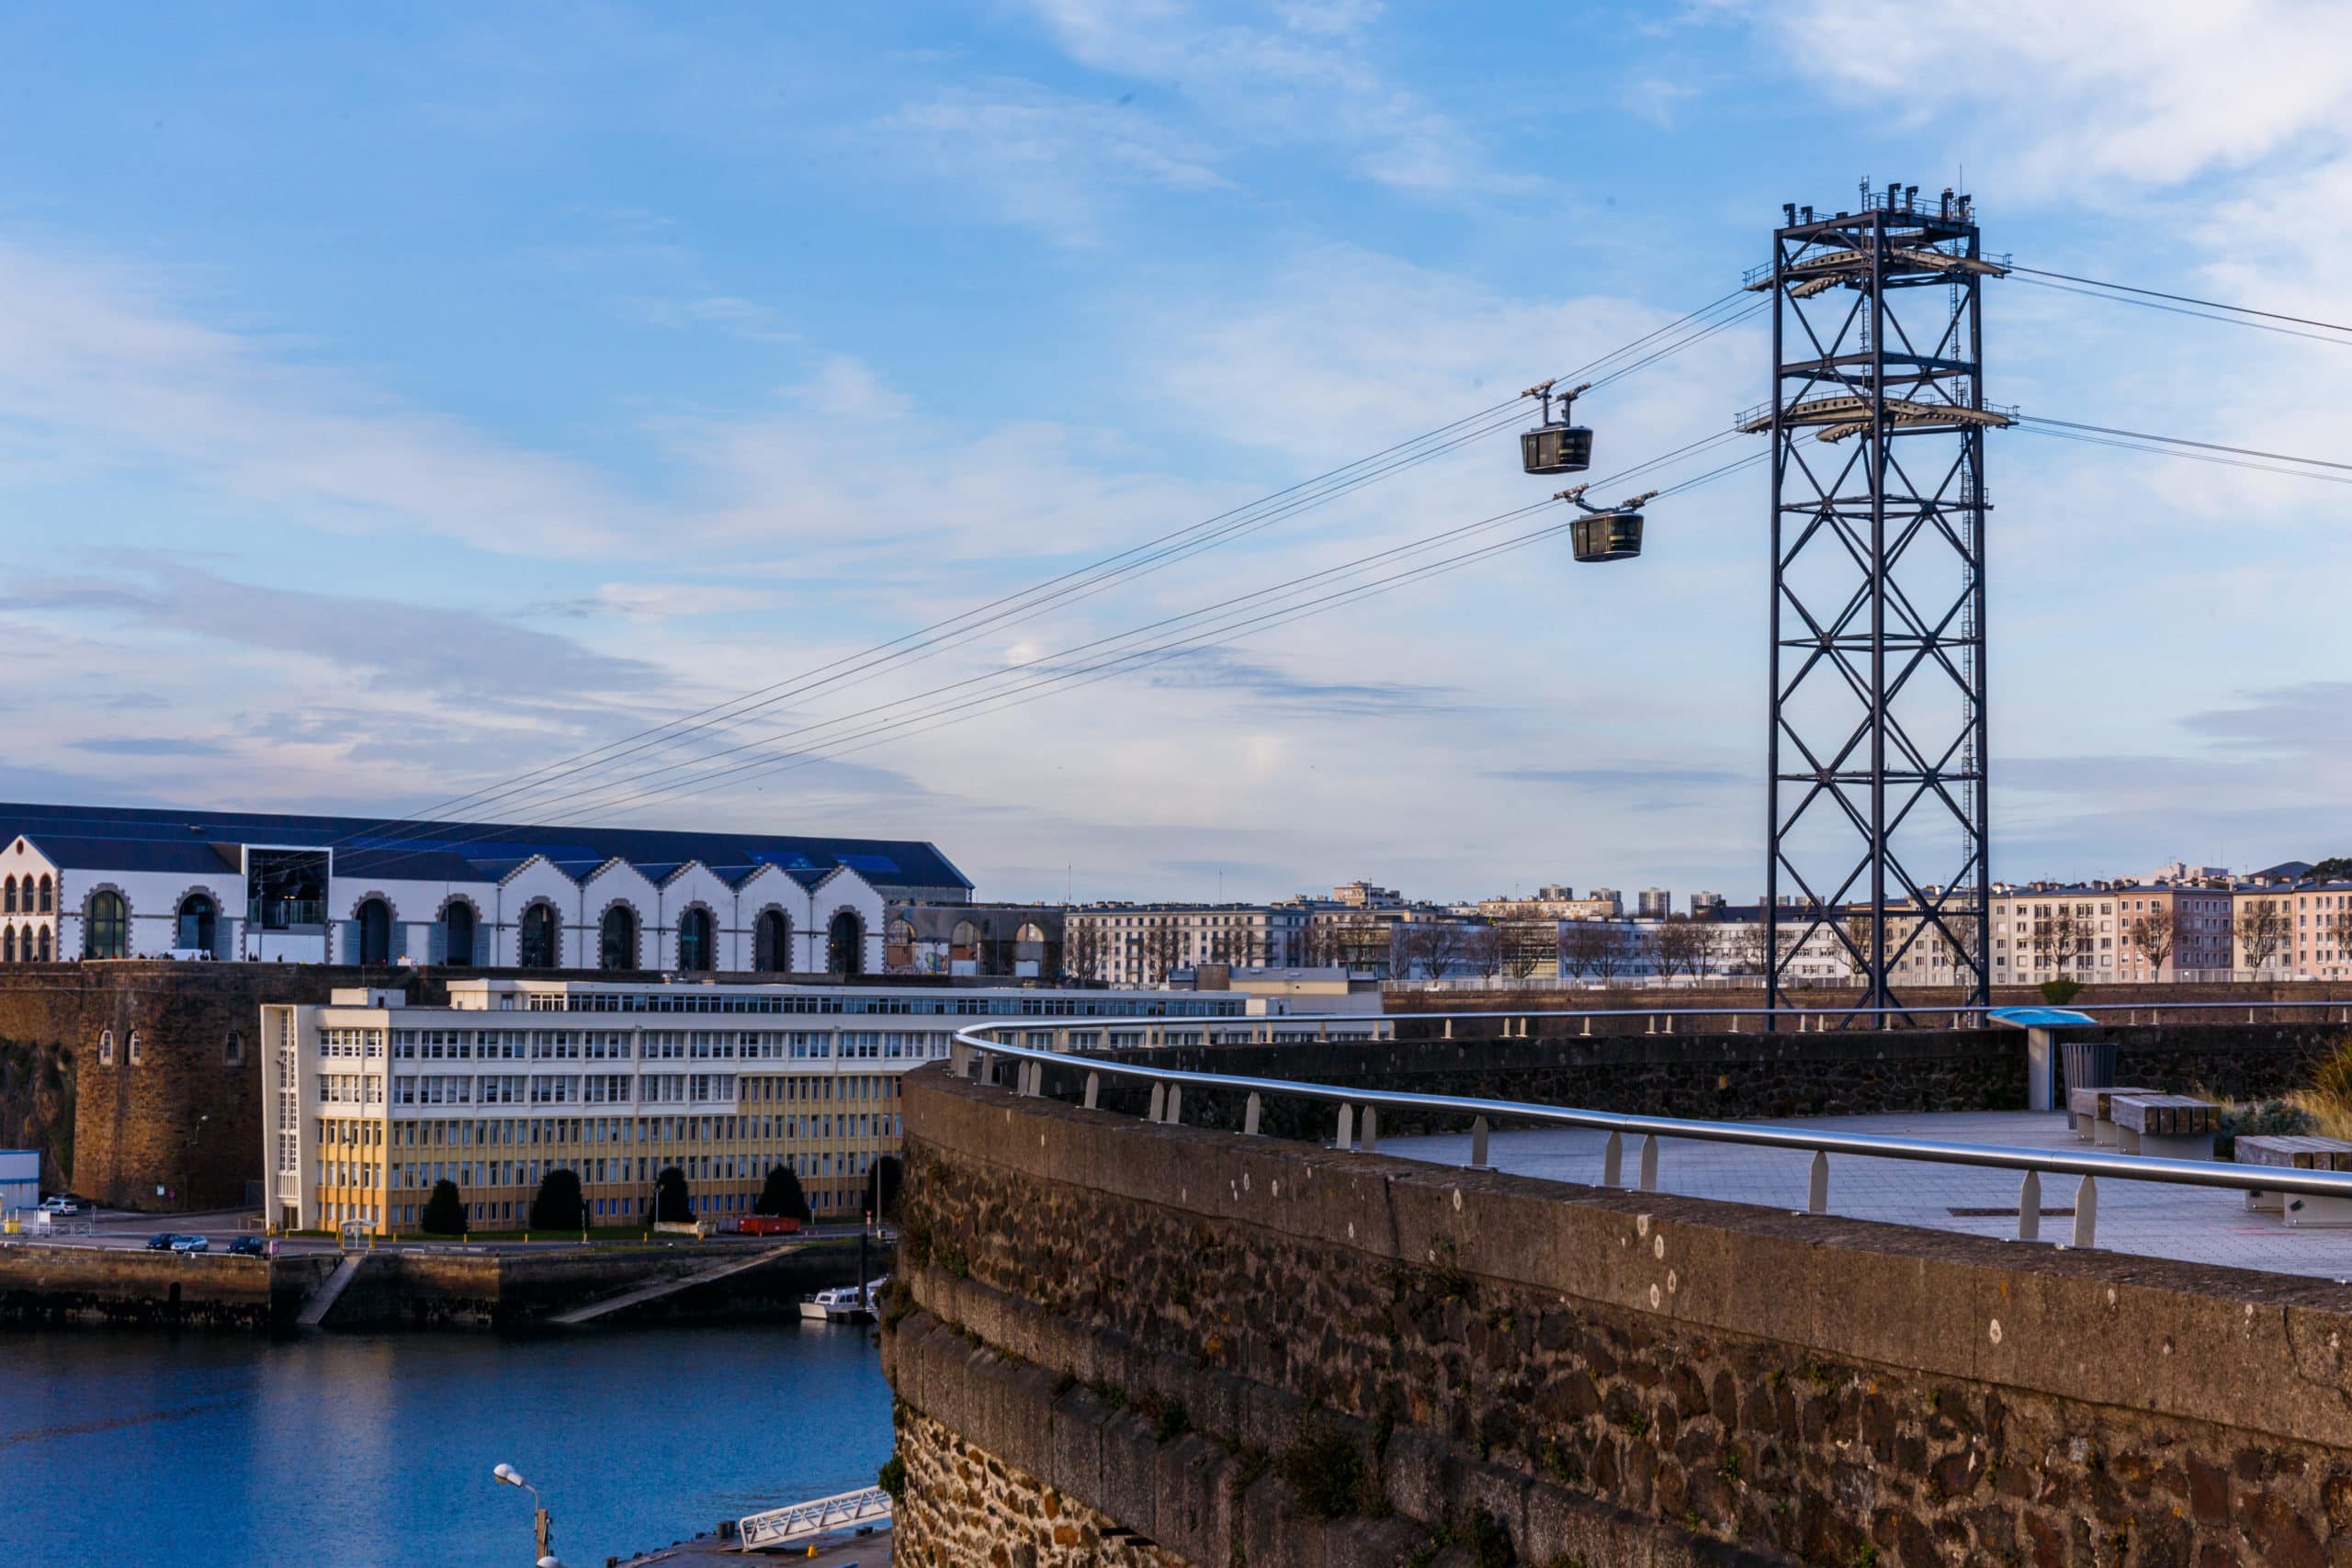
[{"left": 2060, "top": 1037, "right": 2118, "bottom": 1098}]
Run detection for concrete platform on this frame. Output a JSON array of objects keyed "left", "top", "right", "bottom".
[
  {"left": 617, "top": 1524, "right": 889, "bottom": 1565},
  {"left": 1385, "top": 1109, "right": 2352, "bottom": 1280}
]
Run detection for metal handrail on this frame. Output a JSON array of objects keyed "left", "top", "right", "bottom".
[
  {"left": 946, "top": 1007, "right": 2352, "bottom": 1248},
  {"left": 738, "top": 1484, "right": 893, "bottom": 1549}
]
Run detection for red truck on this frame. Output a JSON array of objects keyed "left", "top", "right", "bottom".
[{"left": 738, "top": 1214, "right": 802, "bottom": 1237}]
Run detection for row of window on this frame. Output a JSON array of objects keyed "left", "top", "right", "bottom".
[
  {"left": 2, "top": 924, "right": 50, "bottom": 962},
  {"left": 318, "top": 1096, "right": 895, "bottom": 1152},
  {"left": 499, "top": 990, "right": 1244, "bottom": 1018},
  {"left": 2, "top": 874, "right": 52, "bottom": 914}
]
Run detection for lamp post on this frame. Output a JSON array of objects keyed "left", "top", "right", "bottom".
[{"left": 492, "top": 1462, "right": 562, "bottom": 1568}]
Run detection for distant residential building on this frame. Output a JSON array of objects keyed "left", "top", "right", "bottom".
[
  {"left": 1327, "top": 881, "right": 1407, "bottom": 909},
  {"left": 1062, "top": 904, "right": 1306, "bottom": 986},
  {"left": 1636, "top": 887, "right": 1672, "bottom": 919},
  {"left": 1586, "top": 888, "right": 1624, "bottom": 917},
  {"left": 1690, "top": 891, "right": 1726, "bottom": 916}
]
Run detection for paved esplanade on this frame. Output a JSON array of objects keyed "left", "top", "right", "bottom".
[{"left": 1386, "top": 1111, "right": 2352, "bottom": 1280}]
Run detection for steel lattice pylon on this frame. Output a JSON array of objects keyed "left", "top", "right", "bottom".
[{"left": 1745, "top": 184, "right": 2009, "bottom": 1023}]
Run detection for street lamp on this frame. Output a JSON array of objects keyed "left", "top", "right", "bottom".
[{"left": 492, "top": 1463, "right": 562, "bottom": 1568}]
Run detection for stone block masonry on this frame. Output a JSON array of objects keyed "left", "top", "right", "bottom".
[
  {"left": 889, "top": 1066, "right": 2352, "bottom": 1568},
  {"left": 1104, "top": 1020, "right": 2348, "bottom": 1136}
]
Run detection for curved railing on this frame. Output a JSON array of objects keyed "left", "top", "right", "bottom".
[{"left": 947, "top": 1002, "right": 2352, "bottom": 1252}]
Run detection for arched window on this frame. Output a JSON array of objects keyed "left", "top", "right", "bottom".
[
  {"left": 827, "top": 910, "right": 865, "bottom": 978},
  {"left": 950, "top": 919, "right": 979, "bottom": 958},
  {"left": 4, "top": 927, "right": 15, "bottom": 963},
  {"left": 753, "top": 909, "right": 789, "bottom": 972},
  {"left": 224, "top": 1032, "right": 244, "bottom": 1066},
  {"left": 97, "top": 1029, "right": 114, "bottom": 1066},
  {"left": 443, "top": 901, "right": 477, "bottom": 966},
  {"left": 177, "top": 893, "right": 218, "bottom": 953},
  {"left": 36, "top": 927, "right": 50, "bottom": 962},
  {"left": 355, "top": 898, "right": 392, "bottom": 965},
  {"left": 38, "top": 875, "right": 51, "bottom": 914},
  {"left": 518, "top": 904, "right": 559, "bottom": 969},
  {"left": 677, "top": 908, "right": 713, "bottom": 973},
  {"left": 128, "top": 1031, "right": 142, "bottom": 1066},
  {"left": 600, "top": 906, "right": 639, "bottom": 971},
  {"left": 85, "top": 891, "right": 128, "bottom": 959},
  {"left": 3, "top": 877, "right": 15, "bottom": 914}
]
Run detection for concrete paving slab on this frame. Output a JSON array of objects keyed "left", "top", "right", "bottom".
[{"left": 1385, "top": 1109, "right": 2352, "bottom": 1281}]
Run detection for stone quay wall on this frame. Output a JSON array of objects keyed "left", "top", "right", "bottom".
[
  {"left": 1096, "top": 1021, "right": 2346, "bottom": 1137},
  {"left": 888, "top": 1066, "right": 2352, "bottom": 1568}
]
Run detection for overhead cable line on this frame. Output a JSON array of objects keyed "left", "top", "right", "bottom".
[
  {"left": 334, "top": 289, "right": 1765, "bottom": 850},
  {"left": 2010, "top": 276, "right": 2352, "bottom": 351},
  {"left": 537, "top": 441, "right": 1776, "bottom": 828},
  {"left": 2009, "top": 265, "right": 2352, "bottom": 338}
]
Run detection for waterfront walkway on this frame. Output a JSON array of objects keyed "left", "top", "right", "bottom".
[
  {"left": 1386, "top": 1109, "right": 2352, "bottom": 1280},
  {"left": 618, "top": 1523, "right": 890, "bottom": 1565}
]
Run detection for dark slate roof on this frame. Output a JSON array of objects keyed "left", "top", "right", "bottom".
[
  {"left": 0, "top": 801, "right": 972, "bottom": 897},
  {"left": 10, "top": 834, "right": 244, "bottom": 877}
]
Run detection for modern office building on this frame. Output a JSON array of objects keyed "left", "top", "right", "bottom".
[
  {"left": 0, "top": 801, "right": 971, "bottom": 976},
  {"left": 265, "top": 975, "right": 1380, "bottom": 1235}
]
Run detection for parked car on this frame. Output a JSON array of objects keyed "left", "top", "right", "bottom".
[
  {"left": 145, "top": 1232, "right": 179, "bottom": 1251},
  {"left": 169, "top": 1235, "right": 209, "bottom": 1254},
  {"left": 38, "top": 1196, "right": 81, "bottom": 1216},
  {"left": 227, "top": 1235, "right": 267, "bottom": 1258}
]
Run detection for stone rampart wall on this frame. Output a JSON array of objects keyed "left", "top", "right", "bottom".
[
  {"left": 888, "top": 1067, "right": 2352, "bottom": 1568},
  {"left": 1102, "top": 1020, "right": 2344, "bottom": 1134}
]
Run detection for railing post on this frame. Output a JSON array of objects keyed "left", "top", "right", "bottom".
[
  {"left": 1165, "top": 1084, "right": 1183, "bottom": 1125},
  {"left": 1806, "top": 1150, "right": 1828, "bottom": 1214},
  {"left": 2016, "top": 1170, "right": 2041, "bottom": 1242},
  {"left": 1361, "top": 1107, "right": 1378, "bottom": 1152},
  {"left": 1244, "top": 1091, "right": 1262, "bottom": 1136},
  {"left": 1336, "top": 1103, "right": 1355, "bottom": 1150},
  {"left": 1637, "top": 1134, "right": 1659, "bottom": 1192},
  {"left": 1084, "top": 1071, "right": 1100, "bottom": 1111},
  {"left": 2073, "top": 1176, "right": 2098, "bottom": 1248},
  {"left": 1602, "top": 1130, "right": 1623, "bottom": 1187},
  {"left": 1580, "top": 1017, "right": 1592, "bottom": 1037},
  {"left": 1443, "top": 1018, "right": 1453, "bottom": 1040},
  {"left": 1470, "top": 1115, "right": 1489, "bottom": 1169},
  {"left": 1148, "top": 1082, "right": 1166, "bottom": 1123},
  {"left": 952, "top": 1041, "right": 971, "bottom": 1077}
]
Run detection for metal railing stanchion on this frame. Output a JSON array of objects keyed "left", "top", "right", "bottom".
[
  {"left": 1243, "top": 1092, "right": 1261, "bottom": 1136},
  {"left": 1602, "top": 1130, "right": 1623, "bottom": 1187},
  {"left": 1806, "top": 1150, "right": 1828, "bottom": 1214},
  {"left": 1470, "top": 1115, "right": 1489, "bottom": 1169},
  {"left": 1638, "top": 1134, "right": 1659, "bottom": 1192},
  {"left": 2016, "top": 1170, "right": 2041, "bottom": 1242}
]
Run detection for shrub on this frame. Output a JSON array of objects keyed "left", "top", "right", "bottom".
[
  {"left": 419, "top": 1179, "right": 468, "bottom": 1236},
  {"left": 1277, "top": 1419, "right": 1368, "bottom": 1520},
  {"left": 2212, "top": 1099, "right": 2316, "bottom": 1159},
  {"left": 529, "top": 1168, "right": 585, "bottom": 1232},
  {"left": 653, "top": 1166, "right": 691, "bottom": 1224},
  {"left": 754, "top": 1164, "right": 812, "bottom": 1224},
  {"left": 1460, "top": 1507, "right": 1517, "bottom": 1568},
  {"left": 2313, "top": 1038, "right": 2352, "bottom": 1116},
  {"left": 876, "top": 1454, "right": 906, "bottom": 1502},
  {"left": 2039, "top": 977, "right": 2083, "bottom": 1005}
]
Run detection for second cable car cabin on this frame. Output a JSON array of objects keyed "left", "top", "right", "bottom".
[
  {"left": 1521, "top": 379, "right": 1593, "bottom": 475},
  {"left": 1557, "top": 487, "right": 1656, "bottom": 564}
]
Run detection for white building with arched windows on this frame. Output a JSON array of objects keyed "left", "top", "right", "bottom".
[{"left": 0, "top": 802, "right": 971, "bottom": 977}]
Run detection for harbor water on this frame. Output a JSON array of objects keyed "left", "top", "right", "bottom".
[{"left": 0, "top": 1321, "right": 893, "bottom": 1568}]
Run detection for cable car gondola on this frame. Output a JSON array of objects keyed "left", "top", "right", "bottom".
[
  {"left": 1520, "top": 378, "right": 1594, "bottom": 475},
  {"left": 1556, "top": 487, "right": 1658, "bottom": 564}
]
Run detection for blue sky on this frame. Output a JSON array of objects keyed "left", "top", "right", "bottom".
[{"left": 2, "top": 2, "right": 2347, "bottom": 903}]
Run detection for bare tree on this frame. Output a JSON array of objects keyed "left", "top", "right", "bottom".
[
  {"left": 2124, "top": 908, "right": 2178, "bottom": 977},
  {"left": 2235, "top": 898, "right": 2291, "bottom": 976},
  {"left": 1415, "top": 919, "right": 1467, "bottom": 981},
  {"left": 1140, "top": 921, "right": 1184, "bottom": 984},
  {"left": 1062, "top": 920, "right": 1104, "bottom": 984},
  {"left": 1730, "top": 919, "right": 1772, "bottom": 978},
  {"left": 2325, "top": 908, "right": 2352, "bottom": 968},
  {"left": 2030, "top": 904, "right": 2085, "bottom": 978},
  {"left": 1500, "top": 919, "right": 1550, "bottom": 981},
  {"left": 1556, "top": 920, "right": 1599, "bottom": 984},
  {"left": 1461, "top": 923, "right": 1503, "bottom": 981},
  {"left": 1652, "top": 918, "right": 1706, "bottom": 984},
  {"left": 1586, "top": 923, "right": 1631, "bottom": 986}
]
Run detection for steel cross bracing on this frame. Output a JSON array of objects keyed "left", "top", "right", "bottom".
[{"left": 1755, "top": 186, "right": 2006, "bottom": 1025}]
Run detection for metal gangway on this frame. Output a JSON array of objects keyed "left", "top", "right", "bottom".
[{"left": 736, "top": 1485, "right": 892, "bottom": 1551}]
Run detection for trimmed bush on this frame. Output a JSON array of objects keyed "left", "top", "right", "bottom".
[
  {"left": 529, "top": 1168, "right": 585, "bottom": 1232},
  {"left": 653, "top": 1165, "right": 691, "bottom": 1224},
  {"left": 754, "top": 1164, "right": 812, "bottom": 1224},
  {"left": 419, "top": 1179, "right": 468, "bottom": 1236}
]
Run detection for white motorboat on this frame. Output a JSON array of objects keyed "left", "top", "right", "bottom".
[{"left": 799, "top": 1278, "right": 884, "bottom": 1323}]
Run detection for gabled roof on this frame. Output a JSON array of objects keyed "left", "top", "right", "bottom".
[
  {"left": 0, "top": 801, "right": 972, "bottom": 897},
  {"left": 17, "top": 834, "right": 243, "bottom": 877}
]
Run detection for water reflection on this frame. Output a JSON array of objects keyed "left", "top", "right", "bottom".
[{"left": 0, "top": 1322, "right": 890, "bottom": 1568}]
